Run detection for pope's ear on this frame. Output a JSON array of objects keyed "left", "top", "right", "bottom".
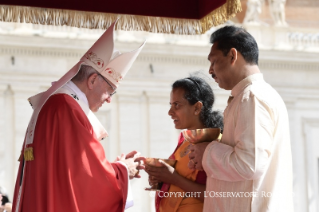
[{"left": 87, "top": 73, "right": 98, "bottom": 89}]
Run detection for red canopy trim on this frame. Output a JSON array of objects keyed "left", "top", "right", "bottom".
[{"left": 0, "top": 0, "right": 241, "bottom": 34}]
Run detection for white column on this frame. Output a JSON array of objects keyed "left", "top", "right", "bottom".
[
  {"left": 1, "top": 85, "right": 15, "bottom": 199},
  {"left": 140, "top": 91, "right": 150, "bottom": 157}
]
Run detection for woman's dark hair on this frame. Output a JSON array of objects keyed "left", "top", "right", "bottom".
[{"left": 172, "top": 76, "right": 223, "bottom": 131}]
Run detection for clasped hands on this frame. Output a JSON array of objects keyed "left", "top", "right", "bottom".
[{"left": 115, "top": 150, "right": 146, "bottom": 179}]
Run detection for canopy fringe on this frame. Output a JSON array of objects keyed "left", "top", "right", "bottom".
[
  {"left": 0, "top": 0, "right": 241, "bottom": 35},
  {"left": 200, "top": 0, "right": 242, "bottom": 32}
]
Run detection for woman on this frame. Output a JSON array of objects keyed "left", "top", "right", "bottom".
[{"left": 145, "top": 76, "right": 223, "bottom": 212}]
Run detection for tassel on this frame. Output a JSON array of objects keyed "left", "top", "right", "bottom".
[
  {"left": 24, "top": 147, "right": 34, "bottom": 161},
  {"left": 18, "top": 152, "right": 23, "bottom": 161}
]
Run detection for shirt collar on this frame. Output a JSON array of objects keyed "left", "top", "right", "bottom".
[
  {"left": 64, "top": 81, "right": 89, "bottom": 106},
  {"left": 231, "top": 73, "right": 264, "bottom": 97}
]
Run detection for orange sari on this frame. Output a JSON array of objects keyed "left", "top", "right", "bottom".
[{"left": 158, "top": 134, "right": 204, "bottom": 212}]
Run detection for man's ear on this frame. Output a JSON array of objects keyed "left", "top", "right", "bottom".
[
  {"left": 87, "top": 73, "right": 98, "bottom": 90},
  {"left": 194, "top": 101, "right": 203, "bottom": 115},
  {"left": 229, "top": 48, "right": 237, "bottom": 65}
]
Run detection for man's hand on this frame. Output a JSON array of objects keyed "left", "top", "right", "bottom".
[
  {"left": 116, "top": 151, "right": 146, "bottom": 179},
  {"left": 188, "top": 142, "right": 210, "bottom": 171}
]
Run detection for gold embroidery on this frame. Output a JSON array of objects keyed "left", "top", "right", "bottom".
[
  {"left": 85, "top": 52, "right": 105, "bottom": 69},
  {"left": 179, "top": 142, "right": 191, "bottom": 158},
  {"left": 105, "top": 68, "right": 123, "bottom": 82}
]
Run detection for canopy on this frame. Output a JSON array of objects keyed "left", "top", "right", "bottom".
[{"left": 0, "top": 0, "right": 241, "bottom": 34}]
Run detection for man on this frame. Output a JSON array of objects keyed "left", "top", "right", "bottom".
[
  {"left": 12, "top": 21, "right": 145, "bottom": 212},
  {"left": 188, "top": 26, "right": 294, "bottom": 212}
]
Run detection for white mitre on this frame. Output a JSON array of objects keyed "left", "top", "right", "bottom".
[
  {"left": 25, "top": 20, "right": 145, "bottom": 147},
  {"left": 29, "top": 20, "right": 145, "bottom": 108}
]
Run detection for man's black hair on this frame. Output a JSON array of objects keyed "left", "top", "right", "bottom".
[{"left": 210, "top": 25, "right": 259, "bottom": 65}]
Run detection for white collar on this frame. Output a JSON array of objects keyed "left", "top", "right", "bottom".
[
  {"left": 64, "top": 81, "right": 89, "bottom": 106},
  {"left": 57, "top": 80, "right": 108, "bottom": 141},
  {"left": 231, "top": 73, "right": 264, "bottom": 97}
]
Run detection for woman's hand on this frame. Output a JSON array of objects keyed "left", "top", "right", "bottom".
[
  {"left": 148, "top": 175, "right": 161, "bottom": 186},
  {"left": 145, "top": 160, "right": 179, "bottom": 185},
  {"left": 145, "top": 159, "right": 206, "bottom": 202}
]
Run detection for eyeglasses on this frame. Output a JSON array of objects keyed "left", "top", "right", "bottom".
[{"left": 97, "top": 73, "right": 117, "bottom": 97}]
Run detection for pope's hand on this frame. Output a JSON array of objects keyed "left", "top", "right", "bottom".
[
  {"left": 116, "top": 151, "right": 146, "bottom": 179},
  {"left": 188, "top": 142, "right": 210, "bottom": 171}
]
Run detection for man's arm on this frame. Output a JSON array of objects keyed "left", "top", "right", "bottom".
[{"left": 190, "top": 94, "right": 274, "bottom": 181}]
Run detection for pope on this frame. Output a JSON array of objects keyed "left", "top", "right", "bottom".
[{"left": 12, "top": 21, "right": 146, "bottom": 212}]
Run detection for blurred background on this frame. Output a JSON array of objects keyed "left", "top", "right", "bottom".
[{"left": 0, "top": 0, "right": 319, "bottom": 211}]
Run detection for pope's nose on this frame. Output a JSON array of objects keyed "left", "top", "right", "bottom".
[{"left": 106, "top": 96, "right": 112, "bottom": 103}]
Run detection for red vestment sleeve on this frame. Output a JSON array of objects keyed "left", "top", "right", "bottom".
[{"left": 13, "top": 94, "right": 128, "bottom": 212}]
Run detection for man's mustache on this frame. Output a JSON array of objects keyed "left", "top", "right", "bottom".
[{"left": 211, "top": 74, "right": 216, "bottom": 78}]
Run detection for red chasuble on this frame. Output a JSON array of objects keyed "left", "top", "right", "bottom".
[{"left": 13, "top": 94, "right": 128, "bottom": 212}]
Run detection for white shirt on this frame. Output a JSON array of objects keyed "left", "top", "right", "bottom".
[{"left": 202, "top": 73, "right": 293, "bottom": 212}]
